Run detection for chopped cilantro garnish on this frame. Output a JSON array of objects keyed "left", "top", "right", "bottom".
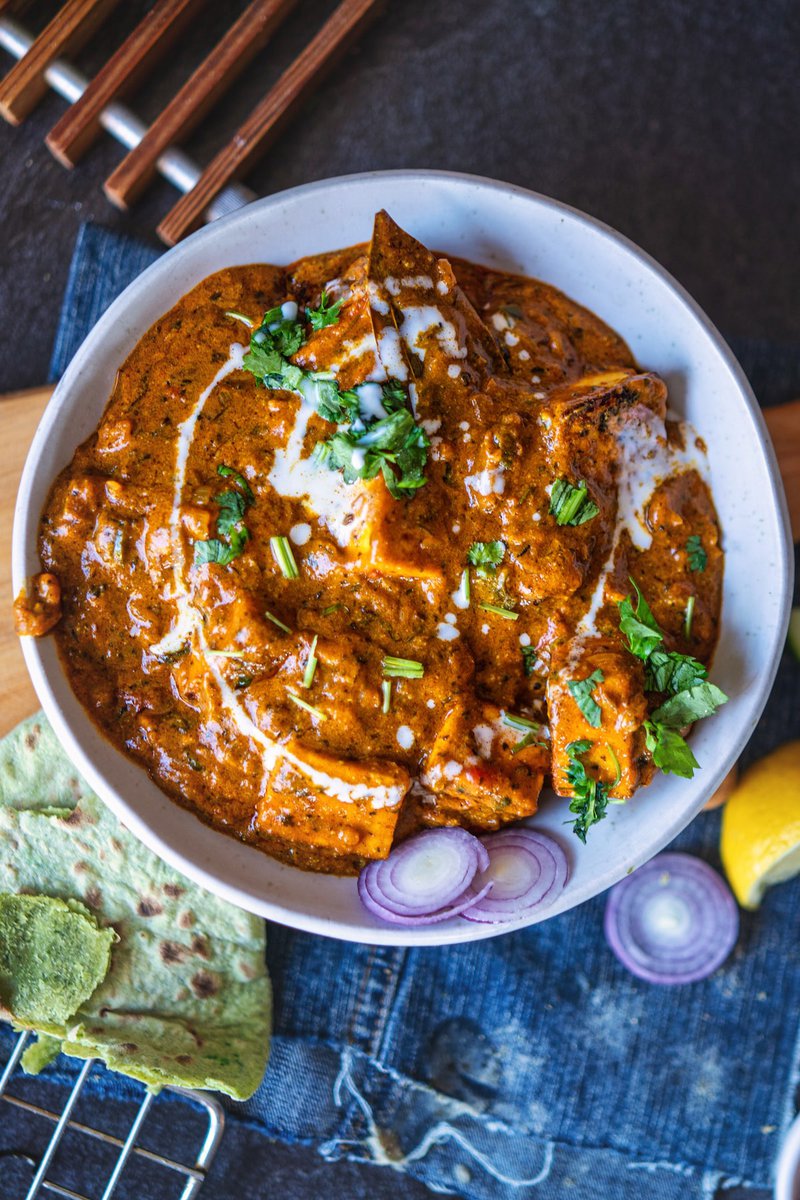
[
  {"left": 645, "top": 647, "right": 707, "bottom": 694},
  {"left": 382, "top": 656, "right": 424, "bottom": 678},
  {"left": 193, "top": 468, "right": 252, "bottom": 568},
  {"left": 315, "top": 405, "right": 429, "bottom": 499},
  {"left": 565, "top": 740, "right": 610, "bottom": 842},
  {"left": 381, "top": 680, "right": 392, "bottom": 713},
  {"left": 549, "top": 479, "right": 599, "bottom": 526},
  {"left": 643, "top": 721, "right": 699, "bottom": 779},
  {"left": 306, "top": 290, "right": 343, "bottom": 331},
  {"left": 651, "top": 682, "right": 728, "bottom": 727},
  {"left": 501, "top": 711, "right": 538, "bottom": 732},
  {"left": 617, "top": 580, "right": 727, "bottom": 778},
  {"left": 243, "top": 304, "right": 429, "bottom": 501},
  {"left": 224, "top": 310, "right": 254, "bottom": 329},
  {"left": 467, "top": 541, "right": 505, "bottom": 577},
  {"left": 567, "top": 669, "right": 604, "bottom": 728},
  {"left": 618, "top": 579, "right": 662, "bottom": 658},
  {"left": 264, "top": 610, "right": 291, "bottom": 634},
  {"left": 217, "top": 464, "right": 254, "bottom": 501},
  {"left": 686, "top": 535, "right": 707, "bottom": 572},
  {"left": 479, "top": 602, "right": 518, "bottom": 621},
  {"left": 287, "top": 690, "right": 326, "bottom": 720},
  {"left": 241, "top": 302, "right": 304, "bottom": 386},
  {"left": 194, "top": 536, "right": 245, "bottom": 567},
  {"left": 521, "top": 645, "right": 537, "bottom": 676},
  {"left": 302, "top": 635, "right": 319, "bottom": 689},
  {"left": 270, "top": 536, "right": 299, "bottom": 579},
  {"left": 502, "top": 712, "right": 541, "bottom": 754},
  {"left": 684, "top": 594, "right": 696, "bottom": 639}
]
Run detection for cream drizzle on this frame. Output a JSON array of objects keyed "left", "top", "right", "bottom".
[
  {"left": 576, "top": 405, "right": 708, "bottom": 638},
  {"left": 157, "top": 344, "right": 403, "bottom": 811},
  {"left": 168, "top": 342, "right": 246, "bottom": 589}
]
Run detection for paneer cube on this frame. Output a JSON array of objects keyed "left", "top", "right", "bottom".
[
  {"left": 547, "top": 636, "right": 651, "bottom": 800},
  {"left": 418, "top": 700, "right": 547, "bottom": 832},
  {"left": 255, "top": 745, "right": 410, "bottom": 867}
]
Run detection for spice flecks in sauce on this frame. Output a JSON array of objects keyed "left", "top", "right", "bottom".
[{"left": 34, "top": 211, "right": 723, "bottom": 876}]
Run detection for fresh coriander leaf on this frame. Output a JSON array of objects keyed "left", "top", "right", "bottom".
[
  {"left": 215, "top": 490, "right": 247, "bottom": 538},
  {"left": 650, "top": 682, "right": 728, "bottom": 728},
  {"left": 618, "top": 579, "right": 663, "bottom": 659},
  {"left": 467, "top": 541, "right": 506, "bottom": 577},
  {"left": 194, "top": 538, "right": 237, "bottom": 566},
  {"left": 521, "top": 645, "right": 537, "bottom": 676},
  {"left": 217, "top": 464, "right": 253, "bottom": 501},
  {"left": 306, "top": 290, "right": 343, "bottom": 331},
  {"left": 645, "top": 648, "right": 707, "bottom": 694},
  {"left": 644, "top": 720, "right": 699, "bottom": 778},
  {"left": 242, "top": 341, "right": 285, "bottom": 380},
  {"left": 271, "top": 320, "right": 304, "bottom": 358},
  {"left": 567, "top": 668, "right": 604, "bottom": 727},
  {"left": 565, "top": 740, "right": 610, "bottom": 842},
  {"left": 686, "top": 535, "right": 707, "bottom": 572},
  {"left": 193, "top": 464, "right": 252, "bottom": 567},
  {"left": 317, "top": 402, "right": 430, "bottom": 498},
  {"left": 549, "top": 478, "right": 599, "bottom": 526},
  {"left": 381, "top": 380, "right": 409, "bottom": 412}
]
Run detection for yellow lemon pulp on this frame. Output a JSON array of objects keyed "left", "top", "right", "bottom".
[{"left": 720, "top": 741, "right": 800, "bottom": 909}]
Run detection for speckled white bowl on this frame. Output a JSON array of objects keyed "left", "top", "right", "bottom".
[{"left": 12, "top": 171, "right": 793, "bottom": 945}]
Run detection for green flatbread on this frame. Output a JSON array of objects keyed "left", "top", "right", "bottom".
[
  {"left": 0, "top": 894, "right": 115, "bottom": 1029},
  {"left": 0, "top": 714, "right": 271, "bottom": 1099}
]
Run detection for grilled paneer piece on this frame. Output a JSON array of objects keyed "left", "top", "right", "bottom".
[{"left": 547, "top": 636, "right": 652, "bottom": 800}]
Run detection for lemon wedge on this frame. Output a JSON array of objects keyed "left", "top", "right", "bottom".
[{"left": 720, "top": 741, "right": 800, "bottom": 909}]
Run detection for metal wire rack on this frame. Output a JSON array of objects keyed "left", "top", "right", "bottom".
[{"left": 0, "top": 1029, "right": 225, "bottom": 1200}]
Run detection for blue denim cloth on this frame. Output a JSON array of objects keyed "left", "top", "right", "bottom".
[{"left": 4, "top": 221, "right": 796, "bottom": 1199}]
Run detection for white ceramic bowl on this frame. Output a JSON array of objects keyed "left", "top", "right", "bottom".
[{"left": 13, "top": 171, "right": 793, "bottom": 945}]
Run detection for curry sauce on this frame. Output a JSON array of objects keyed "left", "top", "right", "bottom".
[{"left": 21, "top": 212, "right": 724, "bottom": 874}]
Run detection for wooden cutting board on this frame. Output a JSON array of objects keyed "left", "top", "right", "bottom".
[{"left": 1, "top": 385, "right": 798, "bottom": 739}]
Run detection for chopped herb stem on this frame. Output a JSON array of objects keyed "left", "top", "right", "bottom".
[
  {"left": 382, "top": 656, "right": 424, "bottom": 678},
  {"left": 684, "top": 594, "right": 696, "bottom": 638},
  {"left": 302, "top": 635, "right": 319, "bottom": 689},
  {"left": 287, "top": 690, "right": 326, "bottom": 720},
  {"left": 467, "top": 541, "right": 505, "bottom": 577},
  {"left": 381, "top": 680, "right": 392, "bottom": 713},
  {"left": 270, "top": 536, "right": 299, "bottom": 579},
  {"left": 501, "top": 711, "right": 539, "bottom": 731},
  {"left": 460, "top": 568, "right": 471, "bottom": 606},
  {"left": 264, "top": 610, "right": 291, "bottom": 634},
  {"left": 224, "top": 310, "right": 254, "bottom": 328},
  {"left": 549, "top": 478, "right": 599, "bottom": 526},
  {"left": 479, "top": 602, "right": 519, "bottom": 621}
]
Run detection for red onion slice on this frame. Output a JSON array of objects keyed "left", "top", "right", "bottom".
[
  {"left": 358, "top": 874, "right": 494, "bottom": 926},
  {"left": 604, "top": 852, "right": 739, "bottom": 984},
  {"left": 462, "top": 830, "right": 569, "bottom": 924},
  {"left": 359, "top": 828, "right": 489, "bottom": 918}
]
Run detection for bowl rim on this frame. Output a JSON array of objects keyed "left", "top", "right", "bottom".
[{"left": 12, "top": 168, "right": 794, "bottom": 945}]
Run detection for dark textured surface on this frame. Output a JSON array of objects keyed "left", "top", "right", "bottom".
[
  {"left": 0, "top": 0, "right": 799, "bottom": 391},
  {"left": 0, "top": 2, "right": 795, "bottom": 1197}
]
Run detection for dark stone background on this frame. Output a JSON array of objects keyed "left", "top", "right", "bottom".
[{"left": 0, "top": 1, "right": 797, "bottom": 1196}]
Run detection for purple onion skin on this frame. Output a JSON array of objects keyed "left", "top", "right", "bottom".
[
  {"left": 604, "top": 852, "right": 739, "bottom": 985},
  {"left": 359, "top": 827, "right": 489, "bottom": 917},
  {"left": 462, "top": 830, "right": 569, "bottom": 924},
  {"left": 358, "top": 872, "right": 494, "bottom": 926}
]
